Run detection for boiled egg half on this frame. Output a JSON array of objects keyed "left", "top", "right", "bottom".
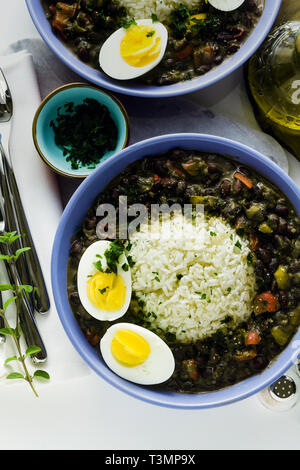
[
  {"left": 99, "top": 19, "right": 168, "bottom": 80},
  {"left": 100, "top": 323, "right": 175, "bottom": 385},
  {"left": 77, "top": 240, "right": 131, "bottom": 321},
  {"left": 208, "top": 0, "right": 245, "bottom": 11}
]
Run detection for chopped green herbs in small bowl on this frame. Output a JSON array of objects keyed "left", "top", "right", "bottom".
[{"left": 33, "top": 83, "right": 129, "bottom": 178}]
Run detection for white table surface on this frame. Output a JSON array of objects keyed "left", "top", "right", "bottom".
[{"left": 0, "top": 0, "right": 299, "bottom": 451}]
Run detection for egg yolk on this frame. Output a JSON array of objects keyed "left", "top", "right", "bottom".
[
  {"left": 87, "top": 272, "right": 126, "bottom": 311},
  {"left": 111, "top": 329, "right": 151, "bottom": 367},
  {"left": 120, "top": 25, "right": 161, "bottom": 67}
]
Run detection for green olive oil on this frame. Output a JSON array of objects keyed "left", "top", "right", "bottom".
[{"left": 248, "top": 21, "right": 300, "bottom": 159}]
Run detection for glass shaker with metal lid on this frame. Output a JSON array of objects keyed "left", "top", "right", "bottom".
[{"left": 247, "top": 1, "right": 300, "bottom": 159}]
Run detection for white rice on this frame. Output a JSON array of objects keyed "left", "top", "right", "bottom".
[
  {"left": 120, "top": 0, "right": 202, "bottom": 23},
  {"left": 129, "top": 213, "right": 257, "bottom": 343}
]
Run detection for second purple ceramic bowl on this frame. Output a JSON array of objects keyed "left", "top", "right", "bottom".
[{"left": 26, "top": 0, "right": 281, "bottom": 98}]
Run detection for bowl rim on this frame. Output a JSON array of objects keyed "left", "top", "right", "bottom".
[
  {"left": 32, "top": 82, "right": 130, "bottom": 179},
  {"left": 26, "top": 0, "right": 282, "bottom": 98},
  {"left": 51, "top": 133, "right": 300, "bottom": 409}
]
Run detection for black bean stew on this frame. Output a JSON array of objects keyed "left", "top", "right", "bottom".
[
  {"left": 42, "top": 0, "right": 263, "bottom": 86},
  {"left": 67, "top": 149, "right": 300, "bottom": 393}
]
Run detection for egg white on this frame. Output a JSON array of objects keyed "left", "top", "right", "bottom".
[
  {"left": 208, "top": 0, "right": 245, "bottom": 11},
  {"left": 77, "top": 240, "right": 132, "bottom": 321},
  {"left": 100, "top": 323, "right": 175, "bottom": 385},
  {"left": 99, "top": 19, "right": 168, "bottom": 80}
]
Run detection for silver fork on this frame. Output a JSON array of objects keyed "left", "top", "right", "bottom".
[{"left": 0, "top": 67, "right": 50, "bottom": 314}]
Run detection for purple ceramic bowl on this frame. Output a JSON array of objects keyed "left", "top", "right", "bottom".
[
  {"left": 51, "top": 133, "right": 300, "bottom": 409},
  {"left": 26, "top": 0, "right": 281, "bottom": 98}
]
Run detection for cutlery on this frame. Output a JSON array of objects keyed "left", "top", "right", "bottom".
[
  {"left": 0, "top": 204, "right": 47, "bottom": 363},
  {"left": 0, "top": 67, "right": 50, "bottom": 313},
  {"left": 0, "top": 292, "right": 5, "bottom": 343}
]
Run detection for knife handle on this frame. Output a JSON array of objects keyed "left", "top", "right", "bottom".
[
  {"left": 0, "top": 292, "right": 5, "bottom": 344},
  {"left": 0, "top": 145, "right": 50, "bottom": 313}
]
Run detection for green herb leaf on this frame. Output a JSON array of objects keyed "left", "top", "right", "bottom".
[
  {"left": 4, "top": 356, "right": 18, "bottom": 365},
  {"left": 0, "top": 328, "right": 13, "bottom": 336},
  {"left": 33, "top": 370, "right": 50, "bottom": 380},
  {"left": 25, "top": 346, "right": 42, "bottom": 357},
  {"left": 146, "top": 30, "right": 155, "bottom": 37},
  {"left": 0, "top": 284, "right": 14, "bottom": 291},
  {"left": 3, "top": 297, "right": 17, "bottom": 310},
  {"left": 6, "top": 372, "right": 25, "bottom": 380},
  {"left": 121, "top": 18, "right": 137, "bottom": 29},
  {"left": 15, "top": 247, "right": 31, "bottom": 258}
]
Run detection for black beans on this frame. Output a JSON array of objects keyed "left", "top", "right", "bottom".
[
  {"left": 220, "top": 179, "right": 231, "bottom": 197},
  {"left": 70, "top": 240, "right": 82, "bottom": 254},
  {"left": 252, "top": 355, "right": 269, "bottom": 371},
  {"left": 69, "top": 292, "right": 81, "bottom": 305},
  {"left": 214, "top": 56, "right": 224, "bottom": 65},
  {"left": 278, "top": 217, "right": 287, "bottom": 234},
  {"left": 78, "top": 47, "right": 90, "bottom": 62},
  {"left": 227, "top": 44, "right": 240, "bottom": 54},
  {"left": 267, "top": 213, "right": 278, "bottom": 230},
  {"left": 275, "top": 204, "right": 289, "bottom": 217},
  {"left": 85, "top": 216, "right": 97, "bottom": 229},
  {"left": 278, "top": 291, "right": 288, "bottom": 309},
  {"left": 258, "top": 247, "right": 271, "bottom": 264},
  {"left": 290, "top": 260, "right": 300, "bottom": 273},
  {"left": 269, "top": 258, "right": 279, "bottom": 272}
]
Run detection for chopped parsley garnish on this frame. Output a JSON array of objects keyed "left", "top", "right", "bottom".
[
  {"left": 235, "top": 240, "right": 242, "bottom": 250},
  {"left": 93, "top": 260, "right": 103, "bottom": 272},
  {"left": 127, "top": 255, "right": 135, "bottom": 268},
  {"left": 146, "top": 30, "right": 155, "bottom": 37},
  {"left": 195, "top": 292, "right": 207, "bottom": 300},
  {"left": 154, "top": 276, "right": 160, "bottom": 282},
  {"left": 227, "top": 287, "right": 232, "bottom": 293},
  {"left": 170, "top": 3, "right": 190, "bottom": 38},
  {"left": 122, "top": 263, "right": 129, "bottom": 272},
  {"left": 210, "top": 231, "right": 217, "bottom": 237},
  {"left": 93, "top": 241, "right": 124, "bottom": 275},
  {"left": 176, "top": 274, "right": 183, "bottom": 280},
  {"left": 104, "top": 241, "right": 124, "bottom": 274},
  {"left": 121, "top": 18, "right": 137, "bottom": 29},
  {"left": 99, "top": 287, "right": 109, "bottom": 295},
  {"left": 165, "top": 332, "right": 176, "bottom": 343},
  {"left": 126, "top": 241, "right": 132, "bottom": 252},
  {"left": 50, "top": 99, "right": 118, "bottom": 170},
  {"left": 152, "top": 13, "right": 158, "bottom": 22}
]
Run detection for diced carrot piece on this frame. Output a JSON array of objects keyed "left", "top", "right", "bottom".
[
  {"left": 245, "top": 330, "right": 261, "bottom": 346},
  {"left": 234, "top": 172, "right": 253, "bottom": 189},
  {"left": 175, "top": 44, "right": 194, "bottom": 61},
  {"left": 52, "top": 2, "right": 77, "bottom": 32}
]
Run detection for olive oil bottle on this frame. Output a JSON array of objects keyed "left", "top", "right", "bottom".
[{"left": 247, "top": 2, "right": 300, "bottom": 159}]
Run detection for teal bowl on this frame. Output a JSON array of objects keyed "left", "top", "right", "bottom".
[{"left": 33, "top": 83, "right": 130, "bottom": 178}]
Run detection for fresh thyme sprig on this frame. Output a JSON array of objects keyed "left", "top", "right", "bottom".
[{"left": 0, "top": 231, "right": 50, "bottom": 397}]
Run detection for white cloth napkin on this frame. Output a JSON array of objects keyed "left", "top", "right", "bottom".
[{"left": 0, "top": 51, "right": 90, "bottom": 383}]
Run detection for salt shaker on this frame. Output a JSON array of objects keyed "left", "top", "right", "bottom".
[{"left": 258, "top": 373, "right": 299, "bottom": 411}]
